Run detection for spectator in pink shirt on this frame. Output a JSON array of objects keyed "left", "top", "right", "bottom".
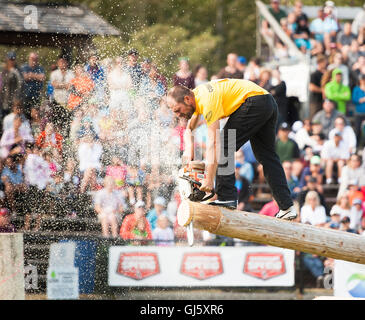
[{"left": 258, "top": 197, "right": 279, "bottom": 217}]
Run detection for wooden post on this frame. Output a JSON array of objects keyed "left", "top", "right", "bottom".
[
  {"left": 0, "top": 233, "right": 25, "bottom": 300},
  {"left": 177, "top": 200, "right": 365, "bottom": 264}
]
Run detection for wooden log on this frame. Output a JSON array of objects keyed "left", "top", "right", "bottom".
[
  {"left": 0, "top": 233, "right": 25, "bottom": 300},
  {"left": 177, "top": 200, "right": 365, "bottom": 264}
]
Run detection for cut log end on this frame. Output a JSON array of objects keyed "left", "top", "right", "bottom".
[{"left": 177, "top": 200, "right": 193, "bottom": 227}]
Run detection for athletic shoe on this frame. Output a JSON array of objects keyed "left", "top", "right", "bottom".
[
  {"left": 275, "top": 205, "right": 297, "bottom": 220},
  {"left": 208, "top": 200, "right": 237, "bottom": 209}
]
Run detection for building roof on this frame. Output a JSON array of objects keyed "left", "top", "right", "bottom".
[{"left": 0, "top": 1, "right": 120, "bottom": 36}]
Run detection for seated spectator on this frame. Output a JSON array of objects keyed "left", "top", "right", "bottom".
[
  {"left": 146, "top": 196, "right": 168, "bottom": 231},
  {"left": 310, "top": 8, "right": 326, "bottom": 43},
  {"left": 77, "top": 132, "right": 103, "bottom": 193},
  {"left": 36, "top": 122, "right": 63, "bottom": 155},
  {"left": 1, "top": 155, "right": 26, "bottom": 214},
  {"left": 293, "top": 15, "right": 311, "bottom": 52},
  {"left": 275, "top": 122, "right": 300, "bottom": 163},
  {"left": 0, "top": 115, "right": 34, "bottom": 159},
  {"left": 236, "top": 57, "right": 247, "bottom": 76},
  {"left": 120, "top": 200, "right": 152, "bottom": 241},
  {"left": 337, "top": 154, "right": 365, "bottom": 198},
  {"left": 194, "top": 65, "right": 209, "bottom": 87},
  {"left": 346, "top": 179, "right": 364, "bottom": 206},
  {"left": 23, "top": 143, "right": 52, "bottom": 231},
  {"left": 324, "top": 69, "right": 351, "bottom": 115},
  {"left": 258, "top": 197, "right": 279, "bottom": 217},
  {"left": 312, "top": 99, "right": 344, "bottom": 138},
  {"left": 328, "top": 116, "right": 356, "bottom": 154},
  {"left": 351, "top": 74, "right": 365, "bottom": 145},
  {"left": 349, "top": 198, "right": 364, "bottom": 233},
  {"left": 244, "top": 57, "right": 261, "bottom": 82},
  {"left": 300, "top": 191, "right": 327, "bottom": 227},
  {"left": 340, "top": 216, "right": 357, "bottom": 233},
  {"left": 152, "top": 215, "right": 174, "bottom": 246},
  {"left": 268, "top": 0, "right": 287, "bottom": 23},
  {"left": 299, "top": 155, "right": 324, "bottom": 190},
  {"left": 337, "top": 22, "right": 356, "bottom": 50},
  {"left": 298, "top": 176, "right": 328, "bottom": 215},
  {"left": 330, "top": 195, "right": 351, "bottom": 220},
  {"left": 94, "top": 176, "right": 125, "bottom": 238},
  {"left": 321, "top": 130, "right": 350, "bottom": 184},
  {"left": 0, "top": 208, "right": 15, "bottom": 233},
  {"left": 282, "top": 160, "right": 301, "bottom": 199},
  {"left": 325, "top": 207, "right": 341, "bottom": 229}
]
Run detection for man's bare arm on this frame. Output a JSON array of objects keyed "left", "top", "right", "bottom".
[{"left": 183, "top": 113, "right": 199, "bottom": 164}]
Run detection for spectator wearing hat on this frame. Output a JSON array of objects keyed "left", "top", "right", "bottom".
[
  {"left": 236, "top": 56, "right": 247, "bottom": 76},
  {"left": 173, "top": 57, "right": 195, "bottom": 89},
  {"left": 327, "top": 52, "right": 350, "bottom": 87},
  {"left": 268, "top": 0, "right": 287, "bottom": 23},
  {"left": 0, "top": 207, "right": 15, "bottom": 233},
  {"left": 125, "top": 48, "right": 143, "bottom": 90},
  {"left": 309, "top": 55, "right": 327, "bottom": 118},
  {"left": 120, "top": 200, "right": 152, "bottom": 241},
  {"left": 217, "top": 53, "right": 243, "bottom": 79},
  {"left": 321, "top": 129, "right": 350, "bottom": 184},
  {"left": 325, "top": 206, "right": 341, "bottom": 229},
  {"left": 352, "top": 74, "right": 365, "bottom": 145},
  {"left": 349, "top": 198, "right": 364, "bottom": 233},
  {"left": 275, "top": 122, "right": 300, "bottom": 163},
  {"left": 21, "top": 52, "right": 45, "bottom": 121},
  {"left": 324, "top": 68, "right": 351, "bottom": 114},
  {"left": 0, "top": 52, "right": 23, "bottom": 123},
  {"left": 337, "top": 154, "right": 365, "bottom": 198},
  {"left": 328, "top": 116, "right": 356, "bottom": 154},
  {"left": 312, "top": 99, "right": 345, "bottom": 138},
  {"left": 146, "top": 196, "right": 168, "bottom": 231}
]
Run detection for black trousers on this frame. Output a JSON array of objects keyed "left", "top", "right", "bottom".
[{"left": 216, "top": 94, "right": 293, "bottom": 210}]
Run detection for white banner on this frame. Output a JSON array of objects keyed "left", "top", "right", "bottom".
[
  {"left": 334, "top": 260, "right": 365, "bottom": 298},
  {"left": 108, "top": 246, "right": 294, "bottom": 287}
]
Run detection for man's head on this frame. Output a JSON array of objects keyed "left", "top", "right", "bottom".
[
  {"left": 317, "top": 55, "right": 327, "bottom": 70},
  {"left": 334, "top": 116, "right": 346, "bottom": 131},
  {"left": 236, "top": 56, "right": 247, "bottom": 72},
  {"left": 88, "top": 53, "right": 98, "bottom": 67},
  {"left": 271, "top": 0, "right": 280, "bottom": 11},
  {"left": 307, "top": 176, "right": 318, "bottom": 190},
  {"left": 127, "top": 48, "right": 139, "bottom": 66},
  {"left": 332, "top": 68, "right": 343, "bottom": 84},
  {"left": 322, "top": 99, "right": 335, "bottom": 113},
  {"left": 277, "top": 122, "right": 290, "bottom": 140},
  {"left": 167, "top": 85, "right": 196, "bottom": 120},
  {"left": 282, "top": 160, "right": 292, "bottom": 179},
  {"left": 28, "top": 52, "right": 38, "bottom": 68},
  {"left": 227, "top": 53, "right": 238, "bottom": 68},
  {"left": 6, "top": 51, "right": 16, "bottom": 69},
  {"left": 344, "top": 22, "right": 352, "bottom": 35},
  {"left": 57, "top": 57, "right": 68, "bottom": 71}
]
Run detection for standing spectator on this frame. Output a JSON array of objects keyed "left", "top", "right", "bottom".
[
  {"left": 309, "top": 55, "right": 327, "bottom": 119},
  {"left": 94, "top": 176, "right": 125, "bottom": 238},
  {"left": 85, "top": 53, "right": 105, "bottom": 102},
  {"left": 351, "top": 74, "right": 365, "bottom": 146},
  {"left": 0, "top": 208, "right": 15, "bottom": 233},
  {"left": 152, "top": 215, "right": 174, "bottom": 246},
  {"left": 312, "top": 99, "right": 345, "bottom": 138},
  {"left": 125, "top": 48, "right": 143, "bottom": 90},
  {"left": 337, "top": 154, "right": 365, "bottom": 198},
  {"left": 324, "top": 68, "right": 351, "bottom": 114},
  {"left": 275, "top": 122, "right": 300, "bottom": 163},
  {"left": 300, "top": 191, "right": 327, "bottom": 227},
  {"left": 67, "top": 64, "right": 94, "bottom": 112},
  {"left": 173, "top": 57, "right": 195, "bottom": 89},
  {"left": 194, "top": 65, "right": 209, "bottom": 87},
  {"left": 268, "top": 0, "right": 287, "bottom": 23},
  {"left": 0, "top": 52, "right": 23, "bottom": 123},
  {"left": 337, "top": 22, "right": 356, "bottom": 49},
  {"left": 146, "top": 196, "right": 167, "bottom": 231},
  {"left": 217, "top": 53, "right": 243, "bottom": 79},
  {"left": 49, "top": 57, "right": 74, "bottom": 134},
  {"left": 310, "top": 8, "right": 326, "bottom": 44},
  {"left": 321, "top": 130, "right": 350, "bottom": 184},
  {"left": 328, "top": 116, "right": 357, "bottom": 154},
  {"left": 119, "top": 200, "right": 152, "bottom": 241},
  {"left": 21, "top": 52, "right": 45, "bottom": 120},
  {"left": 327, "top": 52, "right": 350, "bottom": 87}
]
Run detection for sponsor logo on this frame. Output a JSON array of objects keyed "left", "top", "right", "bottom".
[
  {"left": 117, "top": 252, "right": 160, "bottom": 280},
  {"left": 181, "top": 253, "right": 223, "bottom": 280},
  {"left": 244, "top": 253, "right": 286, "bottom": 280}
]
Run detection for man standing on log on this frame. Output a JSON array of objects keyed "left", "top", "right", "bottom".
[{"left": 167, "top": 78, "right": 297, "bottom": 220}]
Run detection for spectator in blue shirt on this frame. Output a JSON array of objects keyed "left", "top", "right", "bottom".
[
  {"left": 21, "top": 52, "right": 45, "bottom": 120},
  {"left": 352, "top": 74, "right": 365, "bottom": 146},
  {"left": 146, "top": 196, "right": 168, "bottom": 231}
]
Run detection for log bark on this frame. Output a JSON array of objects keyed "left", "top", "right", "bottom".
[
  {"left": 0, "top": 233, "right": 25, "bottom": 300},
  {"left": 177, "top": 200, "right": 365, "bottom": 264}
]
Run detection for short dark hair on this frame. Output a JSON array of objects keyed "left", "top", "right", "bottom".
[{"left": 167, "top": 85, "right": 193, "bottom": 104}]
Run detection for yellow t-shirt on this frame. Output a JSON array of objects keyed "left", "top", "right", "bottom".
[{"left": 192, "top": 79, "right": 268, "bottom": 126}]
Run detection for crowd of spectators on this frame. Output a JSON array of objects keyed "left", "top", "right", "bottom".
[{"left": 1, "top": 0, "right": 365, "bottom": 288}]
